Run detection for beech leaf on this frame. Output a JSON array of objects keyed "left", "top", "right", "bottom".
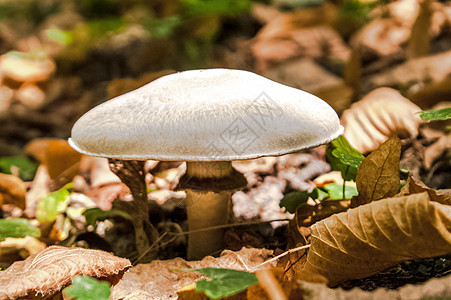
[
  {"left": 351, "top": 136, "right": 401, "bottom": 207},
  {"left": 0, "top": 246, "right": 131, "bottom": 299},
  {"left": 302, "top": 192, "right": 451, "bottom": 285}
]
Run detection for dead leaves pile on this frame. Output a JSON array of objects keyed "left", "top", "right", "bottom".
[{"left": 296, "top": 137, "right": 451, "bottom": 287}]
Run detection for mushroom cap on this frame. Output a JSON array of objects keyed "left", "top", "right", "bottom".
[{"left": 69, "top": 69, "right": 343, "bottom": 161}]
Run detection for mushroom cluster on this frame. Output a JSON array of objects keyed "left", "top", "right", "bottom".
[{"left": 69, "top": 68, "right": 343, "bottom": 259}]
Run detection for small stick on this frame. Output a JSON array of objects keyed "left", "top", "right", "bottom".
[{"left": 256, "top": 269, "right": 288, "bottom": 300}]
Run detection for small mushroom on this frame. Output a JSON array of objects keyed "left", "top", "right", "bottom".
[{"left": 69, "top": 69, "right": 343, "bottom": 259}]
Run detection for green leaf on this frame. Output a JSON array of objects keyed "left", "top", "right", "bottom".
[
  {"left": 180, "top": 0, "right": 251, "bottom": 16},
  {"left": 420, "top": 108, "right": 451, "bottom": 121},
  {"left": 36, "top": 183, "right": 73, "bottom": 222},
  {"left": 323, "top": 183, "right": 358, "bottom": 200},
  {"left": 280, "top": 188, "right": 328, "bottom": 213},
  {"left": 0, "top": 218, "right": 40, "bottom": 241},
  {"left": 326, "top": 135, "right": 364, "bottom": 181},
  {"left": 280, "top": 191, "right": 310, "bottom": 214},
  {"left": 180, "top": 268, "right": 258, "bottom": 299},
  {"left": 63, "top": 276, "right": 111, "bottom": 300},
  {"left": 0, "top": 156, "right": 38, "bottom": 180},
  {"left": 46, "top": 29, "right": 73, "bottom": 44},
  {"left": 83, "top": 208, "right": 132, "bottom": 226},
  {"left": 142, "top": 15, "right": 182, "bottom": 38}
]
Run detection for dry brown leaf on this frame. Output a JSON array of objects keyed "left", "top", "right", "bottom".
[
  {"left": 256, "top": 3, "right": 337, "bottom": 40},
  {"left": 111, "top": 247, "right": 274, "bottom": 300},
  {"left": 367, "top": 50, "right": 451, "bottom": 104},
  {"left": 25, "top": 138, "right": 82, "bottom": 189},
  {"left": 0, "top": 173, "right": 26, "bottom": 210},
  {"left": 341, "top": 88, "right": 421, "bottom": 153},
  {"left": 424, "top": 135, "right": 451, "bottom": 169},
  {"left": 302, "top": 192, "right": 451, "bottom": 286},
  {"left": 0, "top": 236, "right": 46, "bottom": 269},
  {"left": 253, "top": 25, "right": 350, "bottom": 71},
  {"left": 351, "top": 136, "right": 401, "bottom": 207},
  {"left": 398, "top": 175, "right": 451, "bottom": 205},
  {"left": 0, "top": 246, "right": 131, "bottom": 299},
  {"left": 351, "top": 18, "right": 410, "bottom": 57},
  {"left": 263, "top": 58, "right": 352, "bottom": 114}
]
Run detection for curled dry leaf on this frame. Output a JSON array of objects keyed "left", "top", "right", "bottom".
[
  {"left": 0, "top": 173, "right": 26, "bottom": 210},
  {"left": 0, "top": 246, "right": 131, "bottom": 300},
  {"left": 302, "top": 192, "right": 451, "bottom": 286},
  {"left": 398, "top": 175, "right": 451, "bottom": 205},
  {"left": 351, "top": 136, "right": 401, "bottom": 208},
  {"left": 341, "top": 88, "right": 421, "bottom": 153}
]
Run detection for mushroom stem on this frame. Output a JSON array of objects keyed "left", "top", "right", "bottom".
[
  {"left": 183, "top": 161, "right": 246, "bottom": 260},
  {"left": 108, "top": 159, "right": 159, "bottom": 260}
]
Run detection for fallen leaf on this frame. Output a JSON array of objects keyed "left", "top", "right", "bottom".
[
  {"left": 352, "top": 18, "right": 410, "bottom": 57},
  {"left": 253, "top": 25, "right": 349, "bottom": 71},
  {"left": 302, "top": 192, "right": 451, "bottom": 286},
  {"left": 397, "top": 175, "right": 451, "bottom": 205},
  {"left": 351, "top": 136, "right": 401, "bottom": 207},
  {"left": 263, "top": 58, "right": 352, "bottom": 114},
  {"left": 367, "top": 50, "right": 451, "bottom": 108},
  {"left": 25, "top": 138, "right": 82, "bottom": 189},
  {"left": 111, "top": 248, "right": 274, "bottom": 300},
  {"left": 0, "top": 246, "right": 131, "bottom": 300},
  {"left": 0, "top": 173, "right": 26, "bottom": 210},
  {"left": 341, "top": 88, "right": 421, "bottom": 153}
]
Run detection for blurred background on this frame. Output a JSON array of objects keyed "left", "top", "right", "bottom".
[{"left": 0, "top": 0, "right": 450, "bottom": 156}]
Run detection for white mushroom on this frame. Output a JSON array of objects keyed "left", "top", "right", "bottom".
[{"left": 69, "top": 68, "right": 343, "bottom": 260}]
